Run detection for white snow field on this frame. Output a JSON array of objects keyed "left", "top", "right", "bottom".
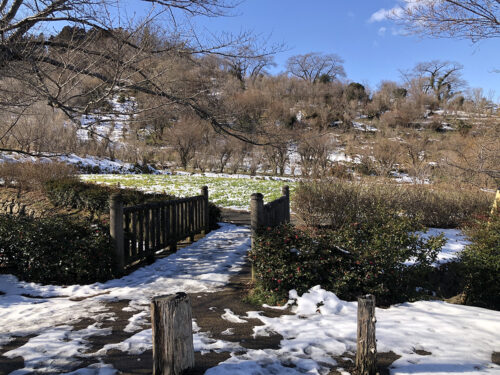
[{"left": 0, "top": 225, "right": 498, "bottom": 375}]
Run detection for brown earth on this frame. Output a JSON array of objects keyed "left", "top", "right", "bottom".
[{"left": 0, "top": 209, "right": 401, "bottom": 374}]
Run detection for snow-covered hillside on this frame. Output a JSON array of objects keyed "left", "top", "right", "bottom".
[{"left": 76, "top": 95, "right": 136, "bottom": 144}]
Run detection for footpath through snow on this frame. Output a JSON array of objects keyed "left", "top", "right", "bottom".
[{"left": 0, "top": 224, "right": 499, "bottom": 374}]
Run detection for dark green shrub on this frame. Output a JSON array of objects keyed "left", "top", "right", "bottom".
[
  {"left": 250, "top": 225, "right": 349, "bottom": 300},
  {"left": 250, "top": 205, "right": 445, "bottom": 306},
  {"left": 118, "top": 93, "right": 127, "bottom": 103},
  {"left": 460, "top": 212, "right": 500, "bottom": 310},
  {"left": 130, "top": 163, "right": 158, "bottom": 174},
  {"left": 44, "top": 179, "right": 175, "bottom": 217},
  {"left": 75, "top": 162, "right": 105, "bottom": 174},
  {"left": 324, "top": 207, "right": 445, "bottom": 304},
  {"left": 0, "top": 214, "right": 115, "bottom": 284}
]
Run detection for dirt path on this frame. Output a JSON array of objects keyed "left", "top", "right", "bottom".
[{"left": 0, "top": 211, "right": 400, "bottom": 375}]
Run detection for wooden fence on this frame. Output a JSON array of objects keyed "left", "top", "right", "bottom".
[
  {"left": 250, "top": 186, "right": 290, "bottom": 281},
  {"left": 110, "top": 186, "right": 209, "bottom": 272},
  {"left": 250, "top": 185, "right": 290, "bottom": 233}
]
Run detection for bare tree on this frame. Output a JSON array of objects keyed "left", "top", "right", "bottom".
[
  {"left": 263, "top": 141, "right": 290, "bottom": 176},
  {"left": 393, "top": 0, "right": 500, "bottom": 41},
  {"left": 224, "top": 42, "right": 279, "bottom": 84},
  {"left": 403, "top": 136, "right": 433, "bottom": 182},
  {"left": 297, "top": 132, "right": 335, "bottom": 177},
  {"left": 168, "top": 116, "right": 205, "bottom": 170},
  {"left": 402, "top": 60, "right": 466, "bottom": 103},
  {"left": 447, "top": 126, "right": 500, "bottom": 186},
  {"left": 286, "top": 52, "right": 346, "bottom": 84},
  {"left": 0, "top": 0, "right": 280, "bottom": 156}
]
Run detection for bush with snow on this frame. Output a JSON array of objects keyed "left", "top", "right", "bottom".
[{"left": 250, "top": 204, "right": 445, "bottom": 306}]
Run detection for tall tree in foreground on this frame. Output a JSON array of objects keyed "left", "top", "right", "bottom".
[
  {"left": 393, "top": 0, "right": 500, "bottom": 41},
  {"left": 0, "top": 0, "right": 279, "bottom": 155}
]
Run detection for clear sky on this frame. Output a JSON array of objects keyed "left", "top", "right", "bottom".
[{"left": 185, "top": 0, "right": 499, "bottom": 101}]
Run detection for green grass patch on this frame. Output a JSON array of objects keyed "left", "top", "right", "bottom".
[{"left": 81, "top": 174, "right": 296, "bottom": 209}]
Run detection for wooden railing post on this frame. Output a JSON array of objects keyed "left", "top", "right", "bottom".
[
  {"left": 282, "top": 185, "right": 290, "bottom": 223},
  {"left": 151, "top": 293, "right": 195, "bottom": 375},
  {"left": 250, "top": 193, "right": 264, "bottom": 281},
  {"left": 110, "top": 193, "right": 125, "bottom": 274},
  {"left": 356, "top": 294, "right": 377, "bottom": 375},
  {"left": 201, "top": 186, "right": 209, "bottom": 234},
  {"left": 189, "top": 200, "right": 195, "bottom": 242},
  {"left": 170, "top": 203, "right": 177, "bottom": 252}
]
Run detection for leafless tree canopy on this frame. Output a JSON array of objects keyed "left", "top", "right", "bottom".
[
  {"left": 394, "top": 0, "right": 500, "bottom": 41},
  {"left": 286, "top": 52, "right": 346, "bottom": 83},
  {"left": 0, "top": 0, "right": 284, "bottom": 155},
  {"left": 403, "top": 60, "right": 466, "bottom": 102}
]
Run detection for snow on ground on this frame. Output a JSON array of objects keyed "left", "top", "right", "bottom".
[
  {"left": 209, "top": 286, "right": 500, "bottom": 375},
  {"left": 221, "top": 309, "right": 248, "bottom": 324},
  {"left": 424, "top": 228, "right": 470, "bottom": 264},
  {"left": 391, "top": 171, "right": 430, "bottom": 184},
  {"left": 1, "top": 223, "right": 496, "bottom": 375},
  {"left": 193, "top": 321, "right": 244, "bottom": 355},
  {"left": 0, "top": 152, "right": 161, "bottom": 174},
  {"left": 0, "top": 223, "right": 250, "bottom": 373},
  {"left": 353, "top": 121, "right": 378, "bottom": 132},
  {"left": 76, "top": 96, "right": 136, "bottom": 144}
]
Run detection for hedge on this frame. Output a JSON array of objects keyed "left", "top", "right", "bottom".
[
  {"left": 460, "top": 211, "right": 500, "bottom": 310},
  {"left": 250, "top": 204, "right": 445, "bottom": 306},
  {"left": 0, "top": 214, "right": 115, "bottom": 284}
]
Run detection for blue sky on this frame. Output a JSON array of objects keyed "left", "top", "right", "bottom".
[{"left": 185, "top": 0, "right": 499, "bottom": 100}]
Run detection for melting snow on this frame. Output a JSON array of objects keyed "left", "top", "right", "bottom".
[
  {"left": 0, "top": 224, "right": 250, "bottom": 373},
  {"left": 0, "top": 223, "right": 497, "bottom": 375}
]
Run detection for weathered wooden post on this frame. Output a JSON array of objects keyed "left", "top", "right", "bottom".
[
  {"left": 110, "top": 193, "right": 125, "bottom": 274},
  {"left": 282, "top": 185, "right": 290, "bottom": 223},
  {"left": 356, "top": 294, "right": 377, "bottom": 375},
  {"left": 151, "top": 293, "right": 195, "bottom": 375},
  {"left": 250, "top": 193, "right": 264, "bottom": 281},
  {"left": 201, "top": 186, "right": 209, "bottom": 234}
]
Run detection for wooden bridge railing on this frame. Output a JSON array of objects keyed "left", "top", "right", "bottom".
[
  {"left": 250, "top": 186, "right": 290, "bottom": 281},
  {"left": 250, "top": 185, "right": 290, "bottom": 233},
  {"left": 110, "top": 186, "right": 209, "bottom": 273}
]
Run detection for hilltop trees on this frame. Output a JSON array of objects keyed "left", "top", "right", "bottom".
[
  {"left": 403, "top": 60, "right": 465, "bottom": 104},
  {"left": 286, "top": 52, "right": 346, "bottom": 83}
]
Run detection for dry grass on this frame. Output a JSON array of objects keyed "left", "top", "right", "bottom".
[
  {"left": 0, "top": 161, "right": 76, "bottom": 192},
  {"left": 294, "top": 179, "right": 494, "bottom": 229}
]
